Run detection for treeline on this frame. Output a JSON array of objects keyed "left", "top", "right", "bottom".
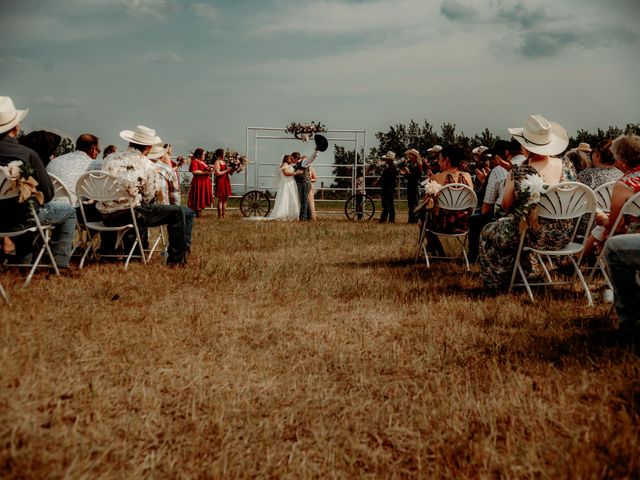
[{"left": 331, "top": 119, "right": 640, "bottom": 190}]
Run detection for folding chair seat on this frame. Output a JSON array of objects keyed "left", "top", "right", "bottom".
[
  {"left": 509, "top": 182, "right": 597, "bottom": 305},
  {"left": 415, "top": 183, "right": 477, "bottom": 270},
  {"left": 0, "top": 163, "right": 60, "bottom": 287},
  {"left": 75, "top": 171, "right": 147, "bottom": 270},
  {"left": 591, "top": 190, "right": 640, "bottom": 289}
]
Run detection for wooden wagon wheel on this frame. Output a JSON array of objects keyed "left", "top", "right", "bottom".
[
  {"left": 240, "top": 190, "right": 271, "bottom": 217},
  {"left": 344, "top": 194, "right": 375, "bottom": 221}
]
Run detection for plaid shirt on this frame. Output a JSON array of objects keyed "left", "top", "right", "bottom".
[{"left": 153, "top": 160, "right": 180, "bottom": 205}]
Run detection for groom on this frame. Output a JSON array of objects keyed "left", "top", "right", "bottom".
[{"left": 291, "top": 134, "right": 327, "bottom": 221}]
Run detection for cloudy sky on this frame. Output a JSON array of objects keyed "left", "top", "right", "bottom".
[{"left": 2, "top": 0, "right": 639, "bottom": 157}]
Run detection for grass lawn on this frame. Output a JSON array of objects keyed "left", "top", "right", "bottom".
[{"left": 1, "top": 212, "right": 638, "bottom": 478}]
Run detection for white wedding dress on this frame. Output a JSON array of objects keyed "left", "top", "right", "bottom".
[{"left": 268, "top": 165, "right": 300, "bottom": 220}]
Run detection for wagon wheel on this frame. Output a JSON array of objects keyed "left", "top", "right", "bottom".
[
  {"left": 344, "top": 194, "right": 375, "bottom": 221},
  {"left": 240, "top": 190, "right": 271, "bottom": 217}
]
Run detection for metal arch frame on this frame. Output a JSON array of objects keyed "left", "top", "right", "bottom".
[{"left": 244, "top": 126, "right": 368, "bottom": 199}]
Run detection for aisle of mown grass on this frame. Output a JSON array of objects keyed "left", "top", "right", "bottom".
[{"left": 1, "top": 212, "right": 638, "bottom": 478}]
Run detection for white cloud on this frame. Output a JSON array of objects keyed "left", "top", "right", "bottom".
[
  {"left": 144, "top": 51, "right": 184, "bottom": 64},
  {"left": 32, "top": 96, "right": 80, "bottom": 108},
  {"left": 191, "top": 2, "right": 219, "bottom": 23},
  {"left": 0, "top": 56, "right": 33, "bottom": 65},
  {"left": 3, "top": 14, "right": 117, "bottom": 44},
  {"left": 118, "top": 0, "right": 182, "bottom": 20}
]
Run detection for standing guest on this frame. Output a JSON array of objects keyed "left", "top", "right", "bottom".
[
  {"left": 18, "top": 130, "right": 61, "bottom": 167},
  {"left": 103, "top": 144, "right": 117, "bottom": 159},
  {"left": 376, "top": 151, "right": 398, "bottom": 224},
  {"left": 602, "top": 234, "right": 640, "bottom": 334},
  {"left": 401, "top": 149, "right": 423, "bottom": 224},
  {"left": 187, "top": 147, "right": 213, "bottom": 217},
  {"left": 213, "top": 148, "right": 233, "bottom": 219},
  {"left": 577, "top": 139, "right": 622, "bottom": 190},
  {"left": 479, "top": 114, "right": 576, "bottom": 290},
  {"left": 98, "top": 125, "right": 189, "bottom": 266},
  {"left": 47, "top": 133, "right": 101, "bottom": 205},
  {"left": 0, "top": 96, "right": 76, "bottom": 269},
  {"left": 423, "top": 145, "right": 442, "bottom": 175}
]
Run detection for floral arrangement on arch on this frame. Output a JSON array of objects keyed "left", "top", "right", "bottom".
[
  {"left": 515, "top": 173, "right": 548, "bottom": 232},
  {"left": 285, "top": 121, "right": 327, "bottom": 141},
  {"left": 224, "top": 150, "right": 249, "bottom": 175},
  {"left": 0, "top": 160, "right": 44, "bottom": 206}
]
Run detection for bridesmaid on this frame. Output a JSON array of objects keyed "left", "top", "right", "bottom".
[
  {"left": 213, "top": 148, "right": 233, "bottom": 219},
  {"left": 187, "top": 148, "right": 213, "bottom": 217}
]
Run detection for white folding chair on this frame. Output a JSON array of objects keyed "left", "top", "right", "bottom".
[
  {"left": 594, "top": 181, "right": 616, "bottom": 213},
  {"left": 75, "top": 171, "right": 147, "bottom": 270},
  {"left": 0, "top": 164, "right": 60, "bottom": 286},
  {"left": 591, "top": 190, "right": 640, "bottom": 289},
  {"left": 509, "top": 182, "right": 597, "bottom": 305},
  {"left": 415, "top": 183, "right": 477, "bottom": 270}
]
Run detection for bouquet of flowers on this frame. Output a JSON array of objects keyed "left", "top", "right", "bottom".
[
  {"left": 0, "top": 160, "right": 44, "bottom": 206},
  {"left": 515, "top": 173, "right": 547, "bottom": 232},
  {"left": 285, "top": 121, "right": 327, "bottom": 141},
  {"left": 225, "top": 151, "right": 249, "bottom": 175},
  {"left": 415, "top": 179, "right": 442, "bottom": 213}
]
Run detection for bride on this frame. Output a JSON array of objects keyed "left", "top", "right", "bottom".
[{"left": 267, "top": 154, "right": 302, "bottom": 220}]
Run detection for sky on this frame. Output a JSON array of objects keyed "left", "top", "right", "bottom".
[{"left": 2, "top": 0, "right": 639, "bottom": 164}]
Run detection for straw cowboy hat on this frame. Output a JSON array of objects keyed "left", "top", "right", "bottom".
[
  {"left": 577, "top": 142, "right": 592, "bottom": 153},
  {"left": 0, "top": 96, "right": 28, "bottom": 134},
  {"left": 147, "top": 142, "right": 168, "bottom": 159},
  {"left": 472, "top": 146, "right": 488, "bottom": 155},
  {"left": 404, "top": 148, "right": 421, "bottom": 160},
  {"left": 381, "top": 151, "right": 396, "bottom": 160},
  {"left": 427, "top": 145, "right": 442, "bottom": 153},
  {"left": 508, "top": 114, "right": 568, "bottom": 156},
  {"left": 119, "top": 125, "right": 161, "bottom": 146}
]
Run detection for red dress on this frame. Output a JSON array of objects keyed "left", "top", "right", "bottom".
[
  {"left": 188, "top": 158, "right": 213, "bottom": 213},
  {"left": 215, "top": 161, "right": 233, "bottom": 199}
]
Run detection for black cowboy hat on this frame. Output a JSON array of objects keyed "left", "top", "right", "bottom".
[{"left": 314, "top": 134, "right": 328, "bottom": 152}]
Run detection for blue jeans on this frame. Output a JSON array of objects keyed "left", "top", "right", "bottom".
[
  {"left": 37, "top": 202, "right": 77, "bottom": 268},
  {"left": 603, "top": 234, "right": 640, "bottom": 328},
  {"left": 182, "top": 206, "right": 195, "bottom": 250},
  {"left": 297, "top": 181, "right": 311, "bottom": 221}
]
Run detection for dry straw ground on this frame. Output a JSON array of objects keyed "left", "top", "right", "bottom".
[{"left": 1, "top": 211, "right": 639, "bottom": 478}]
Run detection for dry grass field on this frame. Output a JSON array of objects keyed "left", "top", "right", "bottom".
[{"left": 1, "top": 211, "right": 639, "bottom": 478}]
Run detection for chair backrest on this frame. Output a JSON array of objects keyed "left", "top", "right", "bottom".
[
  {"left": 608, "top": 190, "right": 640, "bottom": 236},
  {"left": 48, "top": 173, "right": 75, "bottom": 205},
  {"left": 0, "top": 162, "right": 21, "bottom": 200},
  {"left": 593, "top": 181, "right": 615, "bottom": 213},
  {"left": 76, "top": 170, "right": 130, "bottom": 203},
  {"left": 435, "top": 183, "right": 477, "bottom": 211},
  {"left": 536, "top": 182, "right": 596, "bottom": 221}
]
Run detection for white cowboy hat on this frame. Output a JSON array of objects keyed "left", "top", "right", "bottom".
[
  {"left": 577, "top": 142, "right": 592, "bottom": 153},
  {"left": 508, "top": 114, "right": 568, "bottom": 156},
  {"left": 427, "top": 145, "right": 442, "bottom": 153},
  {"left": 119, "top": 125, "right": 161, "bottom": 146},
  {"left": 381, "top": 151, "right": 396, "bottom": 160},
  {"left": 147, "top": 142, "right": 168, "bottom": 159},
  {"left": 0, "top": 96, "right": 28, "bottom": 134},
  {"left": 472, "top": 146, "right": 488, "bottom": 154},
  {"left": 404, "top": 148, "right": 421, "bottom": 160}
]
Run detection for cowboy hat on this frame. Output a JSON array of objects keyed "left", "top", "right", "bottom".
[
  {"left": 147, "top": 142, "right": 168, "bottom": 159},
  {"left": 381, "top": 151, "right": 396, "bottom": 160},
  {"left": 427, "top": 145, "right": 442, "bottom": 153},
  {"left": 0, "top": 96, "right": 28, "bottom": 134},
  {"left": 314, "top": 134, "right": 328, "bottom": 152},
  {"left": 404, "top": 148, "right": 421, "bottom": 160},
  {"left": 472, "top": 146, "right": 488, "bottom": 155},
  {"left": 119, "top": 125, "right": 161, "bottom": 146},
  {"left": 508, "top": 114, "right": 568, "bottom": 156},
  {"left": 577, "top": 142, "right": 592, "bottom": 153}
]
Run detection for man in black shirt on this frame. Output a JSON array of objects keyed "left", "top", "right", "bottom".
[
  {"left": 376, "top": 151, "right": 398, "bottom": 223},
  {"left": 0, "top": 96, "right": 76, "bottom": 268}
]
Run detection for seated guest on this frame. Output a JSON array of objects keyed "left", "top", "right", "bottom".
[
  {"left": 18, "top": 130, "right": 61, "bottom": 167},
  {"left": 47, "top": 133, "right": 101, "bottom": 205},
  {"left": 479, "top": 114, "right": 576, "bottom": 290},
  {"left": 0, "top": 96, "right": 76, "bottom": 269},
  {"left": 147, "top": 143, "right": 194, "bottom": 252},
  {"left": 97, "top": 125, "right": 189, "bottom": 266},
  {"left": 418, "top": 144, "right": 473, "bottom": 257},
  {"left": 103, "top": 144, "right": 117, "bottom": 159},
  {"left": 564, "top": 142, "right": 592, "bottom": 174},
  {"left": 602, "top": 234, "right": 640, "bottom": 334},
  {"left": 577, "top": 139, "right": 622, "bottom": 190}
]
